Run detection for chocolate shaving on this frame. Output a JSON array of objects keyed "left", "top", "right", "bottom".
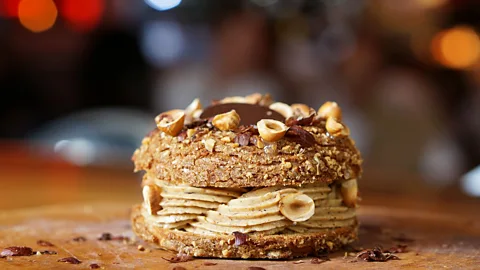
[
  {"left": 39, "top": 250, "right": 57, "bottom": 255},
  {"left": 285, "top": 113, "right": 315, "bottom": 127},
  {"left": 173, "top": 267, "right": 187, "bottom": 270},
  {"left": 356, "top": 247, "right": 400, "bottom": 262},
  {"left": 162, "top": 253, "right": 194, "bottom": 263},
  {"left": 247, "top": 267, "right": 266, "bottom": 270},
  {"left": 72, "top": 236, "right": 87, "bottom": 242},
  {"left": 311, "top": 255, "right": 330, "bottom": 264},
  {"left": 89, "top": 263, "right": 101, "bottom": 269},
  {"left": 36, "top": 240, "right": 54, "bottom": 247},
  {"left": 232, "top": 231, "right": 248, "bottom": 246},
  {"left": 58, "top": 257, "right": 82, "bottom": 264},
  {"left": 204, "top": 262, "right": 218, "bottom": 266},
  {"left": 386, "top": 244, "right": 408, "bottom": 254},
  {"left": 234, "top": 133, "right": 251, "bottom": 146},
  {"left": 185, "top": 119, "right": 209, "bottom": 129},
  {"left": 177, "top": 130, "right": 187, "bottom": 142},
  {"left": 1, "top": 247, "right": 34, "bottom": 257},
  {"left": 285, "top": 125, "right": 316, "bottom": 147},
  {"left": 97, "top": 233, "right": 128, "bottom": 241}
]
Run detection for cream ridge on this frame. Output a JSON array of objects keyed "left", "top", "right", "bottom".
[{"left": 142, "top": 176, "right": 357, "bottom": 235}]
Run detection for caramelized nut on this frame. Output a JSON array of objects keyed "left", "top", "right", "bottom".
[
  {"left": 317, "top": 101, "right": 342, "bottom": 120},
  {"left": 155, "top": 109, "right": 185, "bottom": 136},
  {"left": 245, "top": 93, "right": 262, "bottom": 104},
  {"left": 341, "top": 179, "right": 358, "bottom": 207},
  {"left": 220, "top": 96, "right": 246, "bottom": 104},
  {"left": 291, "top": 103, "right": 314, "bottom": 118},
  {"left": 257, "top": 119, "right": 288, "bottom": 142},
  {"left": 192, "top": 109, "right": 203, "bottom": 119},
  {"left": 279, "top": 193, "right": 315, "bottom": 222},
  {"left": 212, "top": 110, "right": 241, "bottom": 131},
  {"left": 142, "top": 185, "right": 162, "bottom": 215},
  {"left": 269, "top": 102, "right": 293, "bottom": 118},
  {"left": 325, "top": 117, "right": 349, "bottom": 137},
  {"left": 185, "top": 98, "right": 202, "bottom": 123}
]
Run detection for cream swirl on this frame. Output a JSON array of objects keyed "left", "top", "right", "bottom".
[{"left": 142, "top": 179, "right": 357, "bottom": 234}]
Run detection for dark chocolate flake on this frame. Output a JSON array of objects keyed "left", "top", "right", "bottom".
[
  {"left": 162, "top": 253, "right": 194, "bottom": 263},
  {"left": 97, "top": 233, "right": 112, "bottom": 241},
  {"left": 285, "top": 113, "right": 315, "bottom": 127},
  {"left": 285, "top": 125, "right": 316, "bottom": 147},
  {"left": 311, "top": 255, "right": 330, "bottom": 264},
  {"left": 232, "top": 231, "right": 248, "bottom": 246},
  {"left": 72, "top": 236, "right": 87, "bottom": 242},
  {"left": 1, "top": 247, "right": 34, "bottom": 257},
  {"left": 58, "top": 257, "right": 81, "bottom": 264},
  {"left": 89, "top": 263, "right": 101, "bottom": 269},
  {"left": 234, "top": 133, "right": 251, "bottom": 146},
  {"left": 36, "top": 240, "right": 54, "bottom": 247},
  {"left": 356, "top": 247, "right": 400, "bottom": 262},
  {"left": 39, "top": 250, "right": 57, "bottom": 255}
]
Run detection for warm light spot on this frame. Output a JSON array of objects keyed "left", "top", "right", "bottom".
[
  {"left": 0, "top": 0, "right": 21, "bottom": 17},
  {"left": 145, "top": 0, "right": 182, "bottom": 11},
  {"left": 18, "top": 0, "right": 57, "bottom": 33},
  {"left": 431, "top": 26, "right": 480, "bottom": 69},
  {"left": 414, "top": 0, "right": 447, "bottom": 9},
  {"left": 60, "top": 0, "right": 104, "bottom": 32}
]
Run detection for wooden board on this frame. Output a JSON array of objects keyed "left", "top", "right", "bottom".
[{"left": 1, "top": 202, "right": 479, "bottom": 269}]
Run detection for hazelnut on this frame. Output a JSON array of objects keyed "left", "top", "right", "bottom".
[
  {"left": 220, "top": 96, "right": 246, "bottom": 104},
  {"left": 142, "top": 185, "right": 162, "bottom": 215},
  {"left": 269, "top": 102, "right": 293, "bottom": 118},
  {"left": 245, "top": 93, "right": 262, "bottom": 104},
  {"left": 341, "top": 179, "right": 358, "bottom": 207},
  {"left": 212, "top": 110, "right": 241, "bottom": 131},
  {"left": 317, "top": 101, "right": 342, "bottom": 120},
  {"left": 192, "top": 109, "right": 203, "bottom": 119},
  {"left": 257, "top": 119, "right": 288, "bottom": 142},
  {"left": 155, "top": 109, "right": 185, "bottom": 136},
  {"left": 185, "top": 98, "right": 202, "bottom": 123},
  {"left": 291, "top": 103, "right": 314, "bottom": 118},
  {"left": 325, "top": 117, "right": 349, "bottom": 137}
]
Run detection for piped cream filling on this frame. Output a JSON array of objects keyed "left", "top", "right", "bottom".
[{"left": 142, "top": 179, "right": 356, "bottom": 235}]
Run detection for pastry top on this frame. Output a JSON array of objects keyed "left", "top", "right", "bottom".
[{"left": 132, "top": 94, "right": 362, "bottom": 188}]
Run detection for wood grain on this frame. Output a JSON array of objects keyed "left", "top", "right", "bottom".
[{"left": 1, "top": 202, "right": 479, "bottom": 269}]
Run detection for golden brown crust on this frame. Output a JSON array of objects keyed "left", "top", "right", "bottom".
[
  {"left": 132, "top": 122, "right": 362, "bottom": 188},
  {"left": 131, "top": 204, "right": 358, "bottom": 259}
]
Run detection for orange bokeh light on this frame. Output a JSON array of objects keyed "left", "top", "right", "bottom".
[
  {"left": 18, "top": 0, "right": 57, "bottom": 33},
  {"left": 431, "top": 26, "right": 480, "bottom": 69},
  {"left": 60, "top": 0, "right": 104, "bottom": 32}
]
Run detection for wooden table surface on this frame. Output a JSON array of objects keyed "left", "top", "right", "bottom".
[{"left": 1, "top": 144, "right": 480, "bottom": 269}]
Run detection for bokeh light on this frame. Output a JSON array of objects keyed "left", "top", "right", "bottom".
[
  {"left": 18, "top": 0, "right": 57, "bottom": 33},
  {"left": 431, "top": 26, "right": 480, "bottom": 69},
  {"left": 0, "top": 0, "right": 21, "bottom": 17},
  {"left": 144, "top": 0, "right": 182, "bottom": 11},
  {"left": 60, "top": 0, "right": 104, "bottom": 32}
]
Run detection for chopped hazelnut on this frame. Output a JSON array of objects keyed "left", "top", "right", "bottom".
[
  {"left": 155, "top": 109, "right": 185, "bottom": 136},
  {"left": 212, "top": 110, "right": 241, "bottom": 131}
]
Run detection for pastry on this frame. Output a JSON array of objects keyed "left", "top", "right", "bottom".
[{"left": 131, "top": 94, "right": 362, "bottom": 259}]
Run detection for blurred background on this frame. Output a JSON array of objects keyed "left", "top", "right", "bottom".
[{"left": 1, "top": 0, "right": 480, "bottom": 208}]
